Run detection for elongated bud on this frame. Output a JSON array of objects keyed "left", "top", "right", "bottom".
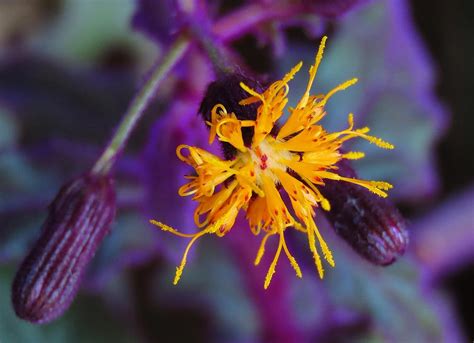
[
  {"left": 12, "top": 173, "right": 116, "bottom": 324},
  {"left": 321, "top": 160, "right": 408, "bottom": 265},
  {"left": 199, "top": 73, "right": 263, "bottom": 159}
]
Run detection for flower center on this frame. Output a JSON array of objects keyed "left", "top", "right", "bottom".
[{"left": 246, "top": 138, "right": 292, "bottom": 186}]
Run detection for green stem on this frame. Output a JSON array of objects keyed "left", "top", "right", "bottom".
[
  {"left": 92, "top": 35, "right": 191, "bottom": 175},
  {"left": 196, "top": 30, "right": 235, "bottom": 76}
]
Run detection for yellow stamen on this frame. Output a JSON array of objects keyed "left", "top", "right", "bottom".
[
  {"left": 216, "top": 117, "right": 247, "bottom": 152},
  {"left": 255, "top": 232, "right": 272, "bottom": 266},
  {"left": 240, "top": 62, "right": 302, "bottom": 147},
  {"left": 280, "top": 231, "right": 303, "bottom": 278},
  {"left": 311, "top": 219, "right": 335, "bottom": 267},
  {"left": 343, "top": 151, "right": 365, "bottom": 160},
  {"left": 150, "top": 220, "right": 197, "bottom": 238},
  {"left": 173, "top": 230, "right": 207, "bottom": 284},
  {"left": 264, "top": 233, "right": 283, "bottom": 289},
  {"left": 208, "top": 104, "right": 228, "bottom": 144},
  {"left": 297, "top": 35, "right": 327, "bottom": 108},
  {"left": 239, "top": 83, "right": 264, "bottom": 103},
  {"left": 318, "top": 78, "right": 358, "bottom": 107},
  {"left": 306, "top": 222, "right": 324, "bottom": 279}
]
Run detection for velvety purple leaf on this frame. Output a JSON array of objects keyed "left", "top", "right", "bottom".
[
  {"left": 312, "top": 217, "right": 463, "bottom": 341},
  {"left": 0, "top": 56, "right": 136, "bottom": 145},
  {"left": 412, "top": 186, "right": 474, "bottom": 282},
  {"left": 224, "top": 218, "right": 307, "bottom": 342},
  {"left": 131, "top": 0, "right": 186, "bottom": 45},
  {"left": 131, "top": 0, "right": 210, "bottom": 46},
  {"left": 304, "top": 0, "right": 369, "bottom": 18},
  {"left": 141, "top": 95, "right": 209, "bottom": 262}
]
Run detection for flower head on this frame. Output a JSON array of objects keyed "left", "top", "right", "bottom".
[{"left": 151, "top": 36, "right": 394, "bottom": 289}]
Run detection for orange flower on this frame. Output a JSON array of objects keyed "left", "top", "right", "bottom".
[{"left": 151, "top": 36, "right": 394, "bottom": 289}]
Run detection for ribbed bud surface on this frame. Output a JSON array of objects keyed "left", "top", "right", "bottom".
[
  {"left": 321, "top": 160, "right": 408, "bottom": 265},
  {"left": 12, "top": 173, "right": 116, "bottom": 324}
]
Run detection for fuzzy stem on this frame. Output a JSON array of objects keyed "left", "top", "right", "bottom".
[
  {"left": 197, "top": 31, "right": 235, "bottom": 76},
  {"left": 197, "top": 2, "right": 302, "bottom": 76},
  {"left": 92, "top": 35, "right": 191, "bottom": 175}
]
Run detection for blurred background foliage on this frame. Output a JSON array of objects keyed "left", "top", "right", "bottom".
[{"left": 0, "top": 0, "right": 472, "bottom": 342}]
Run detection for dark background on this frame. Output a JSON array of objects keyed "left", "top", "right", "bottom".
[{"left": 412, "top": 0, "right": 474, "bottom": 338}]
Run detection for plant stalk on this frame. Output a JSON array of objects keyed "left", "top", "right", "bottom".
[{"left": 92, "top": 35, "right": 191, "bottom": 175}]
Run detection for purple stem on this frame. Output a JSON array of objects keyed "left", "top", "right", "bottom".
[
  {"left": 91, "top": 35, "right": 191, "bottom": 175},
  {"left": 213, "top": 3, "right": 303, "bottom": 43}
]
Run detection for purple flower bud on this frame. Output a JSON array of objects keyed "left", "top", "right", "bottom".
[
  {"left": 321, "top": 160, "right": 409, "bottom": 265},
  {"left": 199, "top": 73, "right": 263, "bottom": 159},
  {"left": 12, "top": 173, "right": 116, "bottom": 324}
]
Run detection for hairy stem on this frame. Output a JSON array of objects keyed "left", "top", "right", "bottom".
[{"left": 92, "top": 35, "right": 191, "bottom": 175}]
